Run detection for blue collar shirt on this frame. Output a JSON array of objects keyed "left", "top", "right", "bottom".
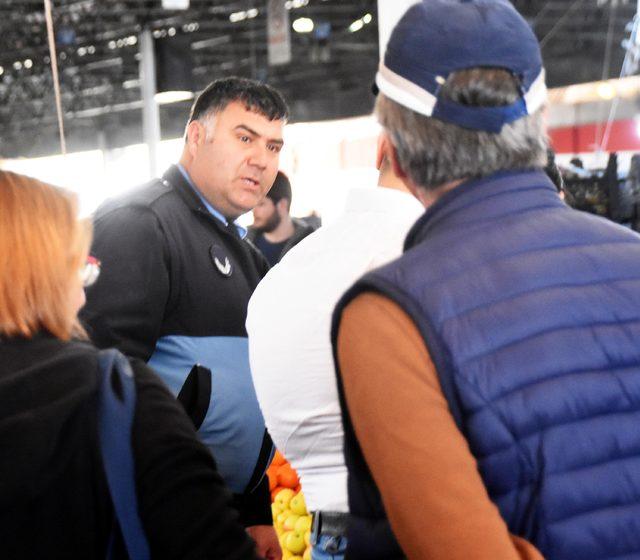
[{"left": 176, "top": 163, "right": 247, "bottom": 239}]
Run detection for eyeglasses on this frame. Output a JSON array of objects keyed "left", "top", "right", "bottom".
[{"left": 81, "top": 256, "right": 101, "bottom": 288}]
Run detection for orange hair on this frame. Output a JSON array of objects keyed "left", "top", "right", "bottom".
[{"left": 0, "top": 170, "right": 91, "bottom": 340}]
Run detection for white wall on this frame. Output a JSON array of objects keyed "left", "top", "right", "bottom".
[{"left": 2, "top": 116, "right": 381, "bottom": 223}]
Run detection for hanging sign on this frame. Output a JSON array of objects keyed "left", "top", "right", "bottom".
[{"left": 267, "top": 0, "right": 291, "bottom": 66}]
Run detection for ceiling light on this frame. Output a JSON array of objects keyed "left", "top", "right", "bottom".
[
  {"left": 230, "top": 11, "right": 247, "bottom": 23},
  {"left": 363, "top": 13, "right": 373, "bottom": 24},
  {"left": 191, "top": 35, "right": 231, "bottom": 50},
  {"left": 108, "top": 40, "right": 117, "bottom": 49},
  {"left": 596, "top": 82, "right": 616, "bottom": 100},
  {"left": 87, "top": 46, "right": 96, "bottom": 54},
  {"left": 24, "top": 59, "right": 33, "bottom": 68},
  {"left": 13, "top": 61, "right": 22, "bottom": 70},
  {"left": 168, "top": 27, "right": 176, "bottom": 36},
  {"left": 162, "top": 0, "right": 189, "bottom": 8},
  {"left": 0, "top": 66, "right": 4, "bottom": 76},
  {"left": 247, "top": 8, "right": 259, "bottom": 18},
  {"left": 293, "top": 17, "right": 314, "bottom": 33},
  {"left": 349, "top": 19, "right": 365, "bottom": 33},
  {"left": 286, "top": 0, "right": 308, "bottom": 8},
  {"left": 154, "top": 90, "right": 194, "bottom": 105}
]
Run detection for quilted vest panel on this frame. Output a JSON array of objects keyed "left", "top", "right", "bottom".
[{"left": 336, "top": 170, "right": 640, "bottom": 560}]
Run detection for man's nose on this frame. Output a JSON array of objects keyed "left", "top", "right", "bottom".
[{"left": 248, "top": 143, "right": 268, "bottom": 169}]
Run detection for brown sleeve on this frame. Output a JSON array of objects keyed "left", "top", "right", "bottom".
[{"left": 337, "top": 292, "right": 544, "bottom": 560}]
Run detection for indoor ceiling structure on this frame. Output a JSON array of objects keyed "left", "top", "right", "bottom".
[{"left": 0, "top": 0, "right": 637, "bottom": 158}]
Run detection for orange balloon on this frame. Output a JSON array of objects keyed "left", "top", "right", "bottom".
[
  {"left": 277, "top": 464, "right": 299, "bottom": 489},
  {"left": 272, "top": 450, "right": 286, "bottom": 467},
  {"left": 268, "top": 473, "right": 277, "bottom": 492}
]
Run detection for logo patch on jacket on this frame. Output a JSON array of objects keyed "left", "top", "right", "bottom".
[{"left": 210, "top": 245, "right": 232, "bottom": 277}]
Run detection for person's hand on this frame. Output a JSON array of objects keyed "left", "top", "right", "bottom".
[{"left": 247, "top": 524, "right": 282, "bottom": 560}]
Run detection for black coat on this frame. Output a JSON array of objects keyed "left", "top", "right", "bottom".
[
  {"left": 81, "top": 165, "right": 273, "bottom": 525},
  {"left": 0, "top": 333, "right": 257, "bottom": 559}
]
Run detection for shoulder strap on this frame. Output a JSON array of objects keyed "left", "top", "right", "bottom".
[{"left": 97, "top": 349, "right": 151, "bottom": 560}]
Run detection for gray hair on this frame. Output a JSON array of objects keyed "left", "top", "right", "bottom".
[{"left": 375, "top": 68, "right": 548, "bottom": 191}]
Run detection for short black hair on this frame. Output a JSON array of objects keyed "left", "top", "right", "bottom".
[
  {"left": 266, "top": 171, "right": 292, "bottom": 206},
  {"left": 188, "top": 77, "right": 289, "bottom": 124}
]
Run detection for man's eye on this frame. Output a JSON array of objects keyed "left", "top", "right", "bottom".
[
  {"left": 268, "top": 144, "right": 282, "bottom": 153},
  {"left": 240, "top": 135, "right": 251, "bottom": 143}
]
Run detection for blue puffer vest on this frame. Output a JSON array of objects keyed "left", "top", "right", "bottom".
[{"left": 333, "top": 170, "right": 640, "bottom": 560}]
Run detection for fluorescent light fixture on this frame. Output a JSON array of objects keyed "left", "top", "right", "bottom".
[
  {"left": 123, "top": 79, "right": 140, "bottom": 89},
  {"left": 230, "top": 11, "right": 247, "bottom": 22},
  {"left": 293, "top": 17, "right": 314, "bottom": 33},
  {"left": 285, "top": 0, "right": 309, "bottom": 8},
  {"left": 162, "top": 0, "right": 189, "bottom": 8},
  {"left": 155, "top": 90, "right": 194, "bottom": 105},
  {"left": 85, "top": 57, "right": 122, "bottom": 71},
  {"left": 191, "top": 35, "right": 231, "bottom": 50},
  {"left": 349, "top": 19, "right": 365, "bottom": 33}
]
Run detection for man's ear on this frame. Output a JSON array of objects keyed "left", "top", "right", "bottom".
[
  {"left": 277, "top": 198, "right": 290, "bottom": 216},
  {"left": 185, "top": 120, "right": 206, "bottom": 157},
  {"left": 376, "top": 133, "right": 386, "bottom": 171}
]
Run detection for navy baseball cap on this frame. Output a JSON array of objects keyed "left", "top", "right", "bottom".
[{"left": 375, "top": 0, "right": 547, "bottom": 133}]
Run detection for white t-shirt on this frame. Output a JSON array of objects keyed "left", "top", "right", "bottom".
[{"left": 246, "top": 186, "right": 423, "bottom": 512}]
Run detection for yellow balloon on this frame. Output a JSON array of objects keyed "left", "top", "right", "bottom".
[
  {"left": 294, "top": 515, "right": 312, "bottom": 533},
  {"left": 283, "top": 514, "right": 301, "bottom": 532}
]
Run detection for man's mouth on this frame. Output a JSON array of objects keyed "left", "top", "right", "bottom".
[{"left": 242, "top": 177, "right": 260, "bottom": 188}]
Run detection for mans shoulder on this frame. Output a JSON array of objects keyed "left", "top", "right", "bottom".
[
  {"left": 94, "top": 178, "right": 174, "bottom": 223},
  {"left": 290, "top": 217, "right": 318, "bottom": 242},
  {"left": 245, "top": 227, "right": 260, "bottom": 244}
]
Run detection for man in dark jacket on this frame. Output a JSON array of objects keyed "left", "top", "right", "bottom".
[
  {"left": 248, "top": 171, "right": 317, "bottom": 266},
  {"left": 332, "top": 1, "right": 640, "bottom": 559},
  {"left": 81, "top": 77, "right": 288, "bottom": 559}
]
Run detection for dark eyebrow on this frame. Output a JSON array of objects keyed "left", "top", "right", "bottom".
[{"left": 235, "top": 124, "right": 284, "bottom": 146}]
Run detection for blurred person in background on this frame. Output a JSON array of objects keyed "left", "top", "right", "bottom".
[
  {"left": 248, "top": 171, "right": 317, "bottom": 266},
  {"left": 246, "top": 136, "right": 423, "bottom": 560},
  {"left": 333, "top": 1, "right": 640, "bottom": 559},
  {"left": 81, "top": 76, "right": 288, "bottom": 559},
  {"left": 0, "top": 170, "right": 258, "bottom": 559}
]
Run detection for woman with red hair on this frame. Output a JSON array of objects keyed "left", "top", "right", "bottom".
[{"left": 0, "top": 171, "right": 258, "bottom": 559}]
